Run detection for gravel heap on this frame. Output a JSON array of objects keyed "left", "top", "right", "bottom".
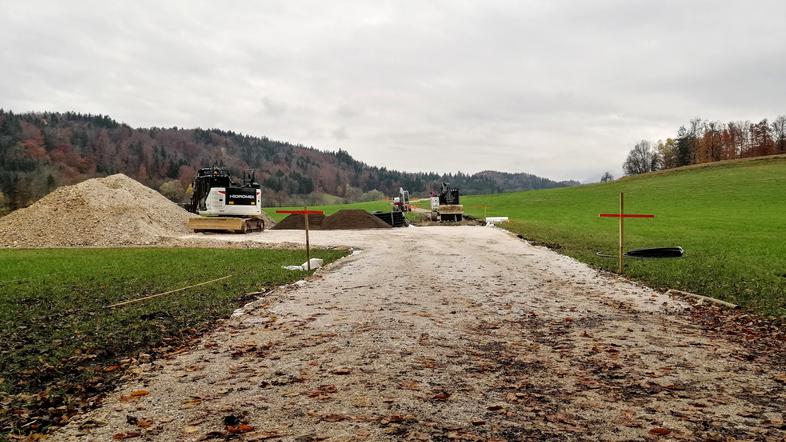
[{"left": 0, "top": 174, "right": 192, "bottom": 247}]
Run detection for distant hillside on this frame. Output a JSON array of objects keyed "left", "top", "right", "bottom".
[{"left": 0, "top": 110, "right": 576, "bottom": 210}]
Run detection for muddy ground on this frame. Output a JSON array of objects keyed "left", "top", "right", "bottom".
[{"left": 55, "top": 226, "right": 785, "bottom": 441}]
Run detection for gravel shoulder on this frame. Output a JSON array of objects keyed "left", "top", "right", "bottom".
[{"left": 55, "top": 226, "right": 785, "bottom": 441}]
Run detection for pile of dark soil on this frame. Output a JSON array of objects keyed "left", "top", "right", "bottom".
[
  {"left": 271, "top": 213, "right": 325, "bottom": 230},
  {"left": 322, "top": 209, "right": 392, "bottom": 230}
]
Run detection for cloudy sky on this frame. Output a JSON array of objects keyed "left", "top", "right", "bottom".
[{"left": 2, "top": 1, "right": 785, "bottom": 181}]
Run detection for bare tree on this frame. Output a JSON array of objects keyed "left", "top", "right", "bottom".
[
  {"left": 623, "top": 140, "right": 661, "bottom": 175},
  {"left": 772, "top": 115, "right": 786, "bottom": 153}
]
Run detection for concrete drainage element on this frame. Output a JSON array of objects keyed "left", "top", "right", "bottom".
[
  {"left": 283, "top": 258, "right": 324, "bottom": 271},
  {"left": 304, "top": 258, "right": 324, "bottom": 269},
  {"left": 486, "top": 216, "right": 509, "bottom": 227}
]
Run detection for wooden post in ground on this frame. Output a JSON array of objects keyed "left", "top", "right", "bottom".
[
  {"left": 618, "top": 192, "right": 624, "bottom": 274},
  {"left": 275, "top": 208, "right": 324, "bottom": 272},
  {"left": 304, "top": 205, "right": 311, "bottom": 271},
  {"left": 599, "top": 197, "right": 653, "bottom": 275}
]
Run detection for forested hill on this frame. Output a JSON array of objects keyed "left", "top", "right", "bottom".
[
  {"left": 0, "top": 111, "right": 577, "bottom": 210},
  {"left": 474, "top": 171, "right": 579, "bottom": 193}
]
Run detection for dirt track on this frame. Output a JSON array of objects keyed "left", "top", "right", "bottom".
[{"left": 56, "top": 226, "right": 785, "bottom": 441}]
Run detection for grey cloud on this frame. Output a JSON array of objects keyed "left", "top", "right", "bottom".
[{"left": 1, "top": 0, "right": 785, "bottom": 181}]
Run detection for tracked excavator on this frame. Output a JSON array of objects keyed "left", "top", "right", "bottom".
[
  {"left": 186, "top": 167, "right": 265, "bottom": 233},
  {"left": 435, "top": 182, "right": 463, "bottom": 222}
]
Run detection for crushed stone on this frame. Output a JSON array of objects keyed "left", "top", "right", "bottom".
[{"left": 0, "top": 174, "right": 191, "bottom": 247}]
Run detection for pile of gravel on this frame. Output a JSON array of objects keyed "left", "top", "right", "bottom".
[{"left": 0, "top": 174, "right": 193, "bottom": 247}]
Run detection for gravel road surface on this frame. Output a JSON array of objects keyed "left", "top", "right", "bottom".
[{"left": 56, "top": 226, "right": 785, "bottom": 441}]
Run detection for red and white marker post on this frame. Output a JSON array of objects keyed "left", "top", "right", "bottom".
[
  {"left": 599, "top": 192, "right": 654, "bottom": 274},
  {"left": 276, "top": 207, "right": 325, "bottom": 271}
]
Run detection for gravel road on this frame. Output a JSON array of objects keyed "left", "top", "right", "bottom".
[{"left": 56, "top": 226, "right": 785, "bottom": 441}]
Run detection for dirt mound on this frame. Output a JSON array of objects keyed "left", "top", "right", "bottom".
[
  {"left": 321, "top": 209, "right": 392, "bottom": 230},
  {"left": 272, "top": 213, "right": 325, "bottom": 230},
  {"left": 0, "top": 174, "right": 192, "bottom": 247}
]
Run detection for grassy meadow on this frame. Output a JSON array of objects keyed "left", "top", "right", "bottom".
[{"left": 446, "top": 156, "right": 786, "bottom": 316}]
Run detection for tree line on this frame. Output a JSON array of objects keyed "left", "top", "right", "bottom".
[{"left": 622, "top": 116, "right": 786, "bottom": 175}]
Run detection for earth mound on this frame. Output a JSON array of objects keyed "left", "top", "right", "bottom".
[
  {"left": 272, "top": 213, "right": 325, "bottom": 230},
  {"left": 321, "top": 209, "right": 392, "bottom": 230}
]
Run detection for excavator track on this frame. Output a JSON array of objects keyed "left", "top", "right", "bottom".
[{"left": 188, "top": 216, "right": 265, "bottom": 234}]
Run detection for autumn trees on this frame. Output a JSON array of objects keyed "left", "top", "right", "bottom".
[
  {"left": 623, "top": 115, "right": 786, "bottom": 175},
  {"left": 0, "top": 110, "right": 575, "bottom": 210}
]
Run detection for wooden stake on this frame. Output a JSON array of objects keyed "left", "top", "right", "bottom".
[
  {"left": 619, "top": 192, "right": 625, "bottom": 274},
  {"left": 304, "top": 205, "right": 311, "bottom": 271}
]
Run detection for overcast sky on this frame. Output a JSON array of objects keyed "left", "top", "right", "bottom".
[{"left": 2, "top": 1, "right": 785, "bottom": 181}]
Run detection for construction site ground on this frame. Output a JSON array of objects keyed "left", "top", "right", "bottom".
[{"left": 56, "top": 226, "right": 785, "bottom": 441}]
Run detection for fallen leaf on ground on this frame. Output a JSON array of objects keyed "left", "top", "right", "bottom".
[
  {"left": 182, "top": 397, "right": 203, "bottom": 408},
  {"left": 649, "top": 427, "right": 671, "bottom": 436},
  {"left": 432, "top": 391, "right": 450, "bottom": 401},
  {"left": 112, "top": 431, "right": 141, "bottom": 440},
  {"left": 307, "top": 384, "right": 338, "bottom": 398},
  {"left": 119, "top": 390, "right": 149, "bottom": 402},
  {"left": 321, "top": 413, "right": 350, "bottom": 422},
  {"left": 380, "top": 414, "right": 414, "bottom": 425},
  {"left": 226, "top": 424, "right": 256, "bottom": 434}
]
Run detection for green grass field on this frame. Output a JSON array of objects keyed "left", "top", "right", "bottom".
[
  {"left": 0, "top": 247, "right": 346, "bottom": 433},
  {"left": 265, "top": 200, "right": 393, "bottom": 222},
  {"left": 440, "top": 157, "right": 786, "bottom": 316}
]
